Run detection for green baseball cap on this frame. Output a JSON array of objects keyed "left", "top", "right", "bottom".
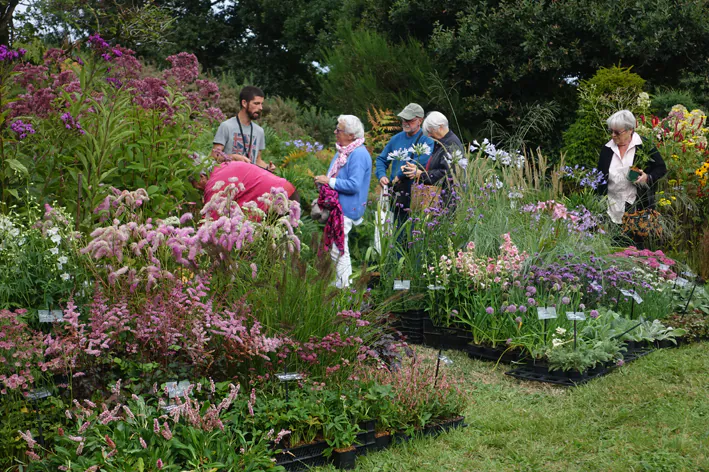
[{"left": 397, "top": 103, "right": 425, "bottom": 120}]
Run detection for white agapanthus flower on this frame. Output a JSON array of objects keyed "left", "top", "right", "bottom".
[
  {"left": 49, "top": 247, "right": 59, "bottom": 255},
  {"left": 50, "top": 234, "right": 61, "bottom": 244},
  {"left": 410, "top": 142, "right": 432, "bottom": 156},
  {"left": 58, "top": 256, "right": 68, "bottom": 264},
  {"left": 446, "top": 149, "right": 468, "bottom": 169},
  {"left": 61, "top": 273, "right": 71, "bottom": 281},
  {"left": 386, "top": 148, "right": 411, "bottom": 162},
  {"left": 552, "top": 338, "right": 564, "bottom": 348},
  {"left": 555, "top": 327, "right": 567, "bottom": 335},
  {"left": 47, "top": 227, "right": 59, "bottom": 236}
]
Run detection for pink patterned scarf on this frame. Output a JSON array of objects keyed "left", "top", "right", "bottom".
[
  {"left": 318, "top": 184, "right": 345, "bottom": 254},
  {"left": 327, "top": 137, "right": 365, "bottom": 179}
]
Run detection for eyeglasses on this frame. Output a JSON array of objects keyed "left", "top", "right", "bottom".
[
  {"left": 609, "top": 129, "right": 629, "bottom": 136},
  {"left": 334, "top": 128, "right": 346, "bottom": 134}
]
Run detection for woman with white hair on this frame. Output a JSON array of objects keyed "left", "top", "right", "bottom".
[
  {"left": 597, "top": 110, "right": 666, "bottom": 232},
  {"left": 403, "top": 111, "right": 464, "bottom": 200},
  {"left": 314, "top": 115, "right": 372, "bottom": 288}
]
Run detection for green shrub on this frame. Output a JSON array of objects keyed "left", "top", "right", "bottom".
[
  {"left": 650, "top": 88, "right": 698, "bottom": 117},
  {"left": 261, "top": 97, "right": 336, "bottom": 146},
  {"left": 563, "top": 66, "right": 647, "bottom": 167},
  {"left": 319, "top": 23, "right": 437, "bottom": 119}
]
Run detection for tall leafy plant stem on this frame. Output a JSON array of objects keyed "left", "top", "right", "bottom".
[{"left": 428, "top": 72, "right": 463, "bottom": 140}]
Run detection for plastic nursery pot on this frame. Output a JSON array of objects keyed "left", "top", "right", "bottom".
[
  {"left": 332, "top": 446, "right": 357, "bottom": 470},
  {"left": 392, "top": 431, "right": 411, "bottom": 444},
  {"left": 627, "top": 168, "right": 642, "bottom": 182},
  {"left": 374, "top": 431, "right": 392, "bottom": 451}
]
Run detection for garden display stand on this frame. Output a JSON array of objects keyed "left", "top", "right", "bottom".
[
  {"left": 506, "top": 340, "right": 658, "bottom": 387},
  {"left": 275, "top": 416, "right": 466, "bottom": 470}
]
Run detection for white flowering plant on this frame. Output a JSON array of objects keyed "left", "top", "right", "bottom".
[
  {"left": 0, "top": 203, "right": 86, "bottom": 309},
  {"left": 386, "top": 148, "right": 412, "bottom": 162}
]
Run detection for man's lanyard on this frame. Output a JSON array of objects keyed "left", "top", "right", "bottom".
[{"left": 236, "top": 115, "right": 254, "bottom": 163}]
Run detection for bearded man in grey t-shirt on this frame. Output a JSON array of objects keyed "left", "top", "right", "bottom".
[{"left": 212, "top": 86, "right": 274, "bottom": 171}]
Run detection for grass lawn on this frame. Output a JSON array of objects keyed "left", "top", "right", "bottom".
[{"left": 316, "top": 342, "right": 709, "bottom": 472}]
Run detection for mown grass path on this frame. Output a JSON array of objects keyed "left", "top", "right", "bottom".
[{"left": 317, "top": 343, "right": 709, "bottom": 471}]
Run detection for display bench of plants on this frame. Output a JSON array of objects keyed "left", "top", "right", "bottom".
[
  {"left": 365, "top": 143, "right": 706, "bottom": 386},
  {"left": 0, "top": 189, "right": 467, "bottom": 470}
]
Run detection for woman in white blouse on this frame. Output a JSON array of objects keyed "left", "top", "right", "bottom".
[{"left": 596, "top": 110, "right": 667, "bottom": 227}]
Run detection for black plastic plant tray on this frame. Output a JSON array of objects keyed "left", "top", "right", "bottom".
[
  {"left": 436, "top": 328, "right": 471, "bottom": 350},
  {"left": 422, "top": 416, "right": 467, "bottom": 436},
  {"left": 275, "top": 441, "right": 328, "bottom": 463},
  {"left": 622, "top": 348, "right": 653, "bottom": 363},
  {"left": 505, "top": 363, "right": 609, "bottom": 387},
  {"left": 467, "top": 344, "right": 526, "bottom": 364},
  {"left": 278, "top": 453, "right": 330, "bottom": 472}
]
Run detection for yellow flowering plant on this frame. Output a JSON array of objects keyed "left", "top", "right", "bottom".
[{"left": 637, "top": 104, "right": 709, "bottom": 197}]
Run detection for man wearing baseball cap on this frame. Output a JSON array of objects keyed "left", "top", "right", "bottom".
[{"left": 374, "top": 103, "right": 434, "bottom": 225}]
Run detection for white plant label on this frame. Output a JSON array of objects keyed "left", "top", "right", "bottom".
[
  {"left": 162, "top": 404, "right": 179, "bottom": 413},
  {"left": 393, "top": 280, "right": 411, "bottom": 291},
  {"left": 590, "top": 282, "right": 603, "bottom": 292},
  {"left": 276, "top": 373, "right": 304, "bottom": 382},
  {"left": 427, "top": 285, "right": 445, "bottom": 291},
  {"left": 682, "top": 270, "right": 696, "bottom": 279},
  {"left": 537, "top": 307, "right": 557, "bottom": 320},
  {"left": 631, "top": 293, "right": 643, "bottom": 304},
  {"left": 620, "top": 289, "right": 635, "bottom": 298},
  {"left": 438, "top": 354, "right": 454, "bottom": 365},
  {"left": 26, "top": 388, "right": 52, "bottom": 401},
  {"left": 38, "top": 309, "right": 64, "bottom": 323},
  {"left": 166, "top": 380, "right": 191, "bottom": 399},
  {"left": 566, "top": 311, "right": 586, "bottom": 321},
  {"left": 675, "top": 277, "right": 689, "bottom": 287}
]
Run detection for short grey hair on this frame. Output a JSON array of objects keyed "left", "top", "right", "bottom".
[
  {"left": 607, "top": 110, "right": 637, "bottom": 131},
  {"left": 337, "top": 115, "right": 365, "bottom": 139},
  {"left": 422, "top": 111, "right": 449, "bottom": 136}
]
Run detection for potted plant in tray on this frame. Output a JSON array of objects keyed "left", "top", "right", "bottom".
[{"left": 324, "top": 412, "right": 361, "bottom": 469}]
